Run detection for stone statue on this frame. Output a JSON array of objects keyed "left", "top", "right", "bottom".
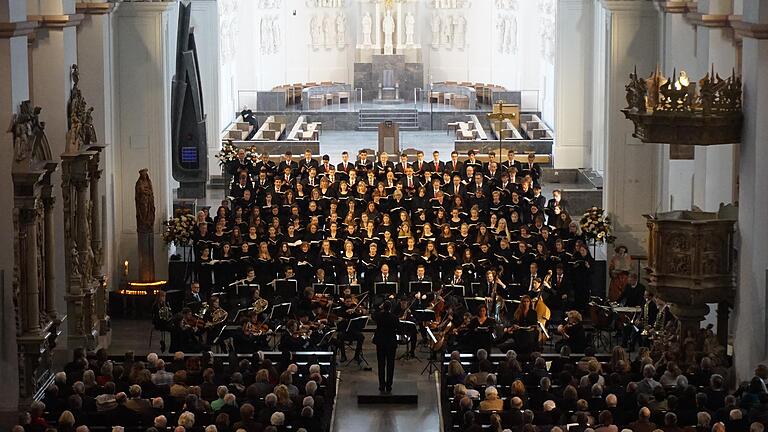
[
  {"left": 453, "top": 15, "right": 466, "bottom": 48},
  {"left": 405, "top": 12, "right": 415, "bottom": 46},
  {"left": 8, "top": 100, "right": 34, "bottom": 165},
  {"left": 382, "top": 10, "right": 395, "bottom": 54},
  {"left": 441, "top": 15, "right": 452, "bottom": 45},
  {"left": 362, "top": 12, "right": 373, "bottom": 46},
  {"left": 310, "top": 15, "right": 322, "bottom": 47},
  {"left": 70, "top": 245, "right": 81, "bottom": 279},
  {"left": 272, "top": 17, "right": 281, "bottom": 52},
  {"left": 336, "top": 12, "right": 346, "bottom": 48},
  {"left": 626, "top": 67, "right": 648, "bottom": 112},
  {"left": 324, "top": 13, "right": 335, "bottom": 48},
  {"left": 431, "top": 13, "right": 441, "bottom": 48},
  {"left": 135, "top": 168, "right": 155, "bottom": 234},
  {"left": 65, "top": 112, "right": 83, "bottom": 154},
  {"left": 31, "top": 106, "right": 52, "bottom": 162},
  {"left": 260, "top": 17, "right": 272, "bottom": 54}
]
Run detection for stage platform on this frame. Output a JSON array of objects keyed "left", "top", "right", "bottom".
[{"left": 356, "top": 381, "right": 419, "bottom": 405}]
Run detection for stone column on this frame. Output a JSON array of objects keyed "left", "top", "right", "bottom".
[
  {"left": 0, "top": 0, "right": 34, "bottom": 414},
  {"left": 691, "top": 0, "right": 738, "bottom": 212},
  {"left": 28, "top": 0, "right": 81, "bottom": 324},
  {"left": 41, "top": 180, "right": 57, "bottom": 318},
  {"left": 597, "top": 0, "right": 661, "bottom": 253},
  {"left": 554, "top": 0, "right": 593, "bottom": 169},
  {"left": 115, "top": 1, "right": 176, "bottom": 281},
  {"left": 657, "top": 2, "right": 698, "bottom": 211},
  {"left": 396, "top": 2, "right": 403, "bottom": 51},
  {"left": 16, "top": 199, "right": 41, "bottom": 334},
  {"left": 375, "top": 2, "right": 381, "bottom": 49},
  {"left": 87, "top": 149, "right": 103, "bottom": 272},
  {"left": 732, "top": 0, "right": 768, "bottom": 380}
]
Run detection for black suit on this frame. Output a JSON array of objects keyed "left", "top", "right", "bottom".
[{"left": 373, "top": 308, "right": 400, "bottom": 390}]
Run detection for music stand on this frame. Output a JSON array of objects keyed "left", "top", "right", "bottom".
[
  {"left": 469, "top": 282, "right": 481, "bottom": 297},
  {"left": 374, "top": 282, "right": 398, "bottom": 297},
  {"left": 268, "top": 303, "right": 292, "bottom": 322},
  {"left": 318, "top": 329, "right": 337, "bottom": 350},
  {"left": 396, "top": 320, "right": 421, "bottom": 362},
  {"left": 233, "top": 307, "right": 256, "bottom": 323},
  {"left": 407, "top": 281, "right": 433, "bottom": 295},
  {"left": 312, "top": 283, "right": 335, "bottom": 295},
  {"left": 421, "top": 327, "right": 441, "bottom": 375},
  {"left": 275, "top": 279, "right": 299, "bottom": 300},
  {"left": 413, "top": 309, "right": 436, "bottom": 325},
  {"left": 344, "top": 315, "right": 370, "bottom": 368},
  {"left": 464, "top": 297, "right": 487, "bottom": 315},
  {"left": 336, "top": 284, "right": 362, "bottom": 296},
  {"left": 443, "top": 284, "right": 467, "bottom": 297}
]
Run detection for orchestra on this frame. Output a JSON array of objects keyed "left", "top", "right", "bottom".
[{"left": 154, "top": 148, "right": 660, "bottom": 362}]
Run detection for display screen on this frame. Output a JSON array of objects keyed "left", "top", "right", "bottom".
[{"left": 180, "top": 147, "right": 199, "bottom": 169}]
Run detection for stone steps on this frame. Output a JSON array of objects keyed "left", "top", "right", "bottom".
[{"left": 358, "top": 108, "right": 419, "bottom": 131}]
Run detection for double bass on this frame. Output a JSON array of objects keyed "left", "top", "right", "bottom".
[{"left": 533, "top": 270, "right": 553, "bottom": 342}]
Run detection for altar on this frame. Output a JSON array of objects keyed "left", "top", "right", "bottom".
[{"left": 353, "top": 0, "right": 423, "bottom": 102}]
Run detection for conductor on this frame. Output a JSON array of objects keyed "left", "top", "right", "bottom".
[{"left": 373, "top": 300, "right": 399, "bottom": 393}]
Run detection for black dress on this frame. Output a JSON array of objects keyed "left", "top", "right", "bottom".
[{"left": 513, "top": 309, "right": 540, "bottom": 354}]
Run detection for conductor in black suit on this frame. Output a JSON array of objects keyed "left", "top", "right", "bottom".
[{"left": 373, "top": 300, "right": 399, "bottom": 392}]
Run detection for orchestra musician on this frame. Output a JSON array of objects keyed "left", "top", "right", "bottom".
[
  {"left": 242, "top": 310, "right": 271, "bottom": 352},
  {"left": 468, "top": 304, "right": 496, "bottom": 354},
  {"left": 499, "top": 295, "right": 539, "bottom": 354},
  {"left": 336, "top": 294, "right": 367, "bottom": 363},
  {"left": 151, "top": 291, "right": 173, "bottom": 352},
  {"left": 623, "top": 290, "right": 658, "bottom": 350},
  {"left": 391, "top": 297, "right": 417, "bottom": 358},
  {"left": 178, "top": 307, "right": 205, "bottom": 352},
  {"left": 556, "top": 310, "right": 587, "bottom": 353}
]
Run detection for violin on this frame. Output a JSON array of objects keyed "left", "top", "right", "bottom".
[
  {"left": 243, "top": 320, "right": 270, "bottom": 337},
  {"left": 311, "top": 293, "right": 334, "bottom": 308}
]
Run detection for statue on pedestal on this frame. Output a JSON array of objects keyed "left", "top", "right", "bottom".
[
  {"left": 336, "top": 12, "right": 346, "bottom": 48},
  {"left": 8, "top": 101, "right": 34, "bottom": 166},
  {"left": 362, "top": 12, "right": 373, "bottom": 46},
  {"left": 323, "top": 13, "right": 335, "bottom": 48},
  {"left": 441, "top": 15, "right": 452, "bottom": 46},
  {"left": 405, "top": 12, "right": 415, "bottom": 46},
  {"left": 135, "top": 169, "right": 156, "bottom": 282},
  {"left": 453, "top": 15, "right": 466, "bottom": 49},
  {"left": 431, "top": 13, "right": 440, "bottom": 48},
  {"left": 311, "top": 15, "right": 322, "bottom": 47},
  {"left": 382, "top": 10, "right": 395, "bottom": 54},
  {"left": 135, "top": 169, "right": 155, "bottom": 234}
]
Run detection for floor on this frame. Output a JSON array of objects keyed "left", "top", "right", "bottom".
[
  {"left": 331, "top": 334, "right": 441, "bottom": 432},
  {"left": 106, "top": 319, "right": 441, "bottom": 432}
]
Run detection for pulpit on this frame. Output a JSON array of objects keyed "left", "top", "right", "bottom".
[
  {"left": 378, "top": 121, "right": 400, "bottom": 154},
  {"left": 644, "top": 207, "right": 737, "bottom": 349}
]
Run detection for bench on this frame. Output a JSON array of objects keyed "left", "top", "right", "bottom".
[{"left": 254, "top": 115, "right": 287, "bottom": 141}]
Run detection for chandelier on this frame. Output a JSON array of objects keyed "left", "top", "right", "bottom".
[{"left": 621, "top": 65, "right": 742, "bottom": 146}]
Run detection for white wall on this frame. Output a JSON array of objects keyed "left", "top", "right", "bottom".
[{"left": 230, "top": 0, "right": 555, "bottom": 122}]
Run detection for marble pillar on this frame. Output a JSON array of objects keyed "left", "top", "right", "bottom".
[
  {"left": 692, "top": 0, "right": 738, "bottom": 212},
  {"left": 41, "top": 191, "right": 57, "bottom": 317},
  {"left": 76, "top": 1, "right": 117, "bottom": 296},
  {"left": 375, "top": 3, "right": 381, "bottom": 49},
  {"left": 597, "top": 0, "right": 661, "bottom": 253},
  {"left": 114, "top": 1, "right": 175, "bottom": 281},
  {"left": 733, "top": 0, "right": 768, "bottom": 380},
  {"left": 657, "top": 3, "right": 698, "bottom": 211},
  {"left": 0, "top": 0, "right": 33, "bottom": 414},
  {"left": 28, "top": 0, "right": 80, "bottom": 327},
  {"left": 554, "top": 0, "right": 593, "bottom": 169}
]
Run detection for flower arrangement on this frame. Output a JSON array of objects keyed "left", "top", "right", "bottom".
[
  {"left": 579, "top": 206, "right": 616, "bottom": 244},
  {"left": 162, "top": 208, "right": 195, "bottom": 246},
  {"left": 215, "top": 142, "right": 260, "bottom": 169}
]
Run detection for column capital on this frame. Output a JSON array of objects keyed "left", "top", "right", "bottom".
[
  {"left": 655, "top": 0, "right": 690, "bottom": 14},
  {"left": 732, "top": 18, "right": 768, "bottom": 39},
  {"left": 76, "top": 2, "right": 118, "bottom": 15},
  {"left": 27, "top": 13, "right": 85, "bottom": 29},
  {"left": 600, "top": 0, "right": 658, "bottom": 13},
  {"left": 0, "top": 20, "right": 38, "bottom": 38},
  {"left": 117, "top": 0, "right": 176, "bottom": 15}
]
